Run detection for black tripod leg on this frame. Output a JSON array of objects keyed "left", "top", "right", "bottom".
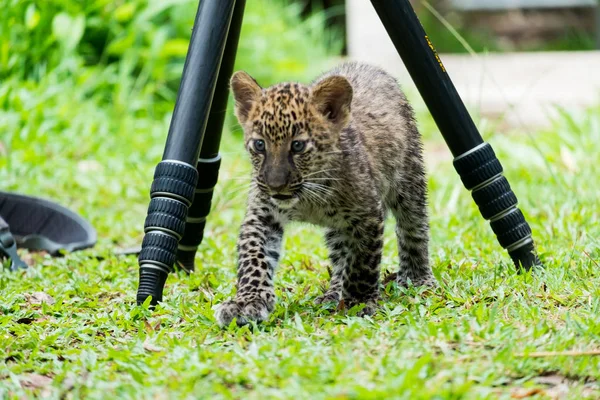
[
  {"left": 370, "top": 0, "right": 541, "bottom": 270},
  {"left": 137, "top": 0, "right": 237, "bottom": 306},
  {"left": 176, "top": 0, "right": 247, "bottom": 272}
]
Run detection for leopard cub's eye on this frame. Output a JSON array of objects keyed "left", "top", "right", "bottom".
[
  {"left": 253, "top": 139, "right": 266, "bottom": 152},
  {"left": 291, "top": 140, "right": 306, "bottom": 153}
]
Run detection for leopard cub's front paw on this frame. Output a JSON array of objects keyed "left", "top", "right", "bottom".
[
  {"left": 214, "top": 296, "right": 272, "bottom": 328},
  {"left": 214, "top": 299, "right": 243, "bottom": 327}
]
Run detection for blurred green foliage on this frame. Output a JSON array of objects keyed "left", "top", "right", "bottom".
[
  {"left": 0, "top": 0, "right": 342, "bottom": 181},
  {"left": 0, "top": 0, "right": 343, "bottom": 116},
  {"left": 1, "top": 0, "right": 342, "bottom": 83},
  {"left": 0, "top": 0, "right": 342, "bottom": 232}
]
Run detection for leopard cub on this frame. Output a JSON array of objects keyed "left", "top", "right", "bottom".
[{"left": 215, "top": 62, "right": 437, "bottom": 327}]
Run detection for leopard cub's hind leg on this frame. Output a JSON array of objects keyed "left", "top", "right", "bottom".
[
  {"left": 387, "top": 160, "right": 437, "bottom": 288},
  {"left": 315, "top": 228, "right": 350, "bottom": 306},
  {"left": 317, "top": 208, "right": 385, "bottom": 317}
]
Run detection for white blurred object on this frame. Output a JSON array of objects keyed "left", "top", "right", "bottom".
[
  {"left": 450, "top": 0, "right": 595, "bottom": 10},
  {"left": 346, "top": 0, "right": 600, "bottom": 129}
]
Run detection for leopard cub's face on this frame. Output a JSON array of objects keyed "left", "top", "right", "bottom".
[{"left": 230, "top": 71, "right": 353, "bottom": 208}]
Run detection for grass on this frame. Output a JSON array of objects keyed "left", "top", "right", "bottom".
[
  {"left": 2, "top": 97, "right": 599, "bottom": 399},
  {"left": 2, "top": 1, "right": 600, "bottom": 398}
]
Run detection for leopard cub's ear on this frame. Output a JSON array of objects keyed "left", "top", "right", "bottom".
[
  {"left": 311, "top": 75, "right": 353, "bottom": 130},
  {"left": 230, "top": 71, "right": 262, "bottom": 124}
]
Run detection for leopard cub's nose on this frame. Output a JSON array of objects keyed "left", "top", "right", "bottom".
[
  {"left": 269, "top": 184, "right": 293, "bottom": 200},
  {"left": 271, "top": 193, "right": 293, "bottom": 200},
  {"left": 269, "top": 183, "right": 288, "bottom": 194}
]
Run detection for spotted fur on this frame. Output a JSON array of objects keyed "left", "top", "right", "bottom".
[{"left": 214, "top": 62, "right": 437, "bottom": 327}]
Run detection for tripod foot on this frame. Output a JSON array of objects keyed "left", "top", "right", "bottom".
[
  {"left": 453, "top": 143, "right": 542, "bottom": 271},
  {"left": 137, "top": 266, "right": 169, "bottom": 306},
  {"left": 176, "top": 248, "right": 197, "bottom": 273}
]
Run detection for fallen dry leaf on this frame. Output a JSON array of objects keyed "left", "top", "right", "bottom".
[
  {"left": 535, "top": 374, "right": 567, "bottom": 386},
  {"left": 98, "top": 292, "right": 126, "bottom": 301},
  {"left": 143, "top": 319, "right": 162, "bottom": 334},
  {"left": 516, "top": 350, "right": 600, "bottom": 358},
  {"left": 511, "top": 387, "right": 546, "bottom": 398},
  {"left": 24, "top": 292, "right": 55, "bottom": 305},
  {"left": 19, "top": 373, "right": 53, "bottom": 389},
  {"left": 143, "top": 320, "right": 153, "bottom": 334},
  {"left": 506, "top": 372, "right": 597, "bottom": 400},
  {"left": 143, "top": 339, "right": 163, "bottom": 353}
]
